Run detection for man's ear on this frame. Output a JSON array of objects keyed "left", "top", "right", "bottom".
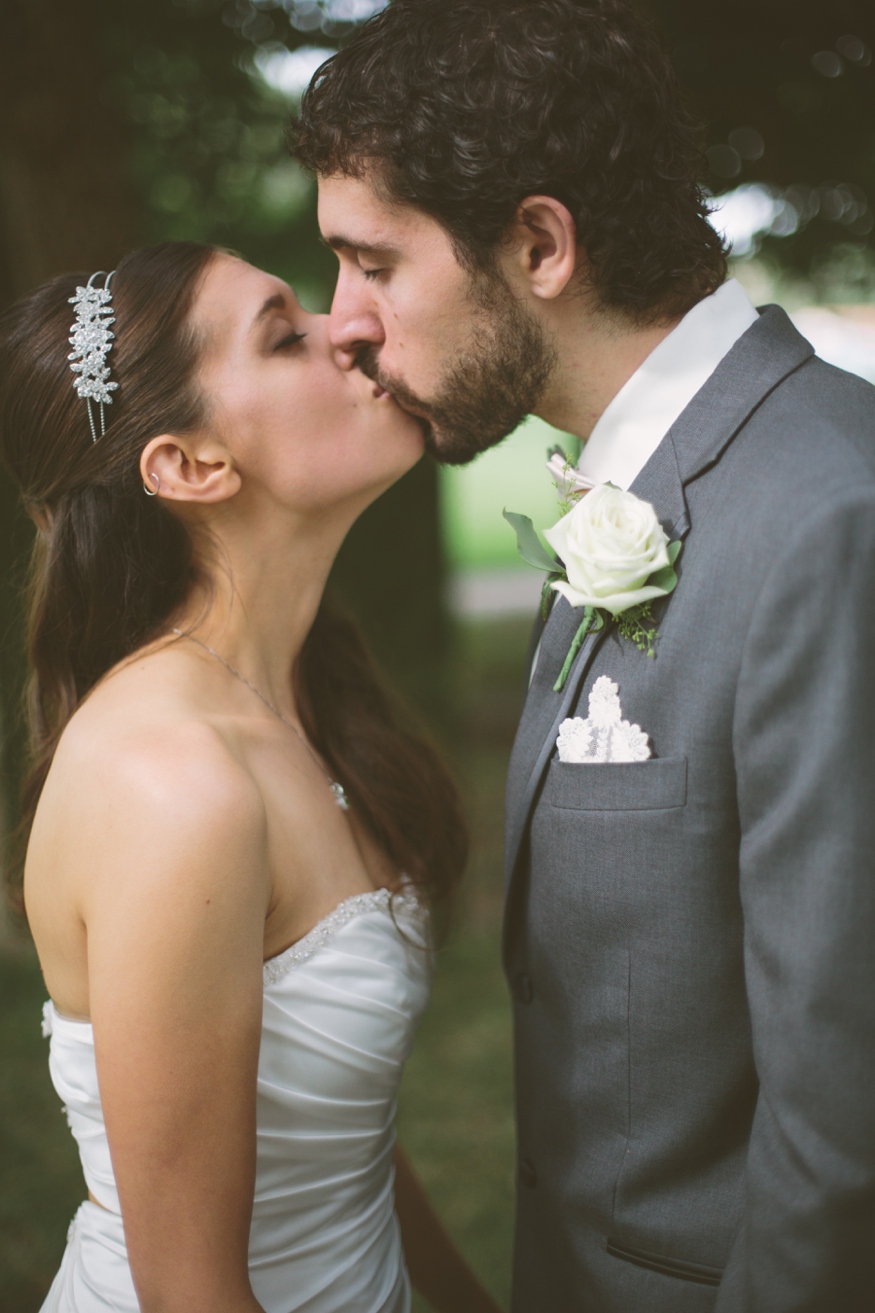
[
  {"left": 507, "top": 195, "right": 580, "bottom": 300},
  {"left": 139, "top": 433, "right": 241, "bottom": 505}
]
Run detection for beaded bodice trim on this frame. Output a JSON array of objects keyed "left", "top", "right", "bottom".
[{"left": 262, "top": 888, "right": 424, "bottom": 985}]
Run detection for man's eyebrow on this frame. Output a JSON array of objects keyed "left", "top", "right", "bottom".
[
  {"left": 251, "top": 292, "right": 288, "bottom": 329},
  {"left": 322, "top": 234, "right": 401, "bottom": 258}
]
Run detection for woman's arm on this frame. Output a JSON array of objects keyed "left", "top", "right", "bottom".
[
  {"left": 394, "top": 1144, "right": 503, "bottom": 1313},
  {"left": 77, "top": 722, "right": 270, "bottom": 1313}
]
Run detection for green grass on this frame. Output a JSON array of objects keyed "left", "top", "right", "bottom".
[
  {"left": 0, "top": 617, "right": 533, "bottom": 1311},
  {"left": 398, "top": 617, "right": 532, "bottom": 1311},
  {"left": 400, "top": 929, "right": 515, "bottom": 1313},
  {"left": 0, "top": 948, "right": 86, "bottom": 1310}
]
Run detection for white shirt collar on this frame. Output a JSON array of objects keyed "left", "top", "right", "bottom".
[{"left": 576, "top": 279, "right": 759, "bottom": 491}]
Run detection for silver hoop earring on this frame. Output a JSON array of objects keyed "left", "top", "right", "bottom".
[{"left": 143, "top": 473, "right": 159, "bottom": 497}]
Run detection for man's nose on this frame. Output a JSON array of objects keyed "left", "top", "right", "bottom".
[{"left": 328, "top": 275, "right": 385, "bottom": 370}]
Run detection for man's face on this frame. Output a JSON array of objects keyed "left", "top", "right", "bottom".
[{"left": 319, "top": 172, "right": 555, "bottom": 465}]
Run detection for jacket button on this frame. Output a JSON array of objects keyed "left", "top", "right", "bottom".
[
  {"left": 519, "top": 1158, "right": 537, "bottom": 1189},
  {"left": 515, "top": 972, "right": 534, "bottom": 1004}
]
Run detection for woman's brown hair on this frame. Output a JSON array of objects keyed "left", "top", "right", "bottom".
[{"left": 0, "top": 241, "right": 466, "bottom": 914}]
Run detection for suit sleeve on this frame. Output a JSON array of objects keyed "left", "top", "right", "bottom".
[{"left": 716, "top": 488, "right": 875, "bottom": 1311}]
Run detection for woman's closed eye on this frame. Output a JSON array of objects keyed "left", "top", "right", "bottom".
[{"left": 274, "top": 331, "right": 307, "bottom": 352}]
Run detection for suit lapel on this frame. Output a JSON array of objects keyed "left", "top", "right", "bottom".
[
  {"left": 503, "top": 428, "right": 690, "bottom": 888},
  {"left": 665, "top": 304, "right": 813, "bottom": 484},
  {"left": 504, "top": 599, "right": 609, "bottom": 887},
  {"left": 503, "top": 305, "right": 814, "bottom": 894}
]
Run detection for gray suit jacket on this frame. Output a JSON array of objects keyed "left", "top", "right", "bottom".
[{"left": 504, "top": 306, "right": 875, "bottom": 1313}]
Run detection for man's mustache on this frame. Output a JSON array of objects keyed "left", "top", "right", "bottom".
[
  {"left": 353, "top": 346, "right": 434, "bottom": 430},
  {"left": 353, "top": 344, "right": 381, "bottom": 384}
]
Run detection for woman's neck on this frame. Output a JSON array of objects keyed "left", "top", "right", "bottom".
[{"left": 175, "top": 502, "right": 349, "bottom": 720}]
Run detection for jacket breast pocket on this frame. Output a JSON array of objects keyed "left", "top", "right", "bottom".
[{"left": 547, "top": 758, "right": 687, "bottom": 811}]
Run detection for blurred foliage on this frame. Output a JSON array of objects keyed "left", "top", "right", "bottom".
[
  {"left": 107, "top": 0, "right": 875, "bottom": 291},
  {"left": 647, "top": 0, "right": 875, "bottom": 284},
  {"left": 99, "top": 1, "right": 346, "bottom": 307}
]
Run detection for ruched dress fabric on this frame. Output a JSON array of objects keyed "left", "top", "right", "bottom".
[{"left": 39, "top": 889, "right": 431, "bottom": 1313}]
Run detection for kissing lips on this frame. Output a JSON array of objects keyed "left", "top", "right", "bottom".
[{"left": 354, "top": 348, "right": 434, "bottom": 435}]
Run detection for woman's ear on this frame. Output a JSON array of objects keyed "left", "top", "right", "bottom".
[
  {"left": 139, "top": 434, "right": 242, "bottom": 505},
  {"left": 507, "top": 195, "right": 581, "bottom": 300}
]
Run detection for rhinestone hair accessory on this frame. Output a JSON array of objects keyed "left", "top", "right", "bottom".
[{"left": 68, "top": 270, "right": 118, "bottom": 442}]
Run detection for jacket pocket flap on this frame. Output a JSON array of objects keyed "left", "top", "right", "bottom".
[
  {"left": 547, "top": 757, "right": 687, "bottom": 811},
  {"left": 606, "top": 1237, "right": 722, "bottom": 1286}
]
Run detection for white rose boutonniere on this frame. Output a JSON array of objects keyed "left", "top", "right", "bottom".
[
  {"left": 545, "top": 483, "right": 673, "bottom": 612},
  {"left": 504, "top": 450, "right": 682, "bottom": 691}
]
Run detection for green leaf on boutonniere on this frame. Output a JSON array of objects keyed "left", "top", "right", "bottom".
[
  {"left": 502, "top": 510, "right": 560, "bottom": 573},
  {"left": 646, "top": 539, "right": 683, "bottom": 594}
]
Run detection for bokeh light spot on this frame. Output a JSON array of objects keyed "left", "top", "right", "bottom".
[
  {"left": 253, "top": 43, "right": 334, "bottom": 98},
  {"left": 811, "top": 51, "right": 843, "bottom": 78},
  {"left": 836, "top": 35, "right": 872, "bottom": 66},
  {"left": 706, "top": 145, "right": 742, "bottom": 179},
  {"left": 728, "top": 127, "right": 765, "bottom": 161}
]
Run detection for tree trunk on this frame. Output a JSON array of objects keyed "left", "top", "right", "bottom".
[
  {"left": 0, "top": 0, "right": 143, "bottom": 865},
  {"left": 330, "top": 456, "right": 449, "bottom": 727}
]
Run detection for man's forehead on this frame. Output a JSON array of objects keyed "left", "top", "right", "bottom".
[{"left": 317, "top": 173, "right": 439, "bottom": 253}]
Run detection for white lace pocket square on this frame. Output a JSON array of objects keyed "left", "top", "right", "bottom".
[{"left": 556, "top": 676, "right": 652, "bottom": 764}]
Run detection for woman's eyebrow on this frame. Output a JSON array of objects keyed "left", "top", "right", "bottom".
[{"left": 250, "top": 292, "right": 289, "bottom": 331}]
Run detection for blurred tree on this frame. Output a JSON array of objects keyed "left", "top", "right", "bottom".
[
  {"left": 0, "top": 0, "right": 144, "bottom": 859},
  {"left": 645, "top": 0, "right": 875, "bottom": 287}
]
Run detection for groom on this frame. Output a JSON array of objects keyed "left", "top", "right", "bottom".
[{"left": 292, "top": 1, "right": 875, "bottom": 1308}]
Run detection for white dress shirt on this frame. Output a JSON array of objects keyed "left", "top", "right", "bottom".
[
  {"left": 576, "top": 279, "right": 759, "bottom": 490},
  {"left": 528, "top": 280, "right": 758, "bottom": 684}
]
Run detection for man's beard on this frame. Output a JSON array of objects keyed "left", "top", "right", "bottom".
[{"left": 355, "top": 276, "right": 556, "bottom": 466}]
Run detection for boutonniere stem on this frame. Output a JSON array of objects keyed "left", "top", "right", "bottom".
[{"left": 553, "top": 605, "right": 604, "bottom": 692}]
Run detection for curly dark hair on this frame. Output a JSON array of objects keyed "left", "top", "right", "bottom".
[{"left": 291, "top": 0, "right": 726, "bottom": 323}]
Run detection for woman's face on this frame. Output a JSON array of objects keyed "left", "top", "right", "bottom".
[{"left": 191, "top": 254, "right": 424, "bottom": 516}]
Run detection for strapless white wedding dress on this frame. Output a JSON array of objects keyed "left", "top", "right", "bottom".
[{"left": 39, "top": 888, "right": 430, "bottom": 1313}]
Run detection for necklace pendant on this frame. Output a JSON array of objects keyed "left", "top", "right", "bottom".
[{"left": 330, "top": 781, "right": 350, "bottom": 811}]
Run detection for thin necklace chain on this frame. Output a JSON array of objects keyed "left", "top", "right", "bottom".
[{"left": 170, "top": 628, "right": 349, "bottom": 811}]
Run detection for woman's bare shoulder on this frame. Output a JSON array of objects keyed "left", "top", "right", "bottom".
[
  {"left": 26, "top": 648, "right": 271, "bottom": 1020},
  {"left": 33, "top": 649, "right": 268, "bottom": 897},
  {"left": 59, "top": 649, "right": 256, "bottom": 783}
]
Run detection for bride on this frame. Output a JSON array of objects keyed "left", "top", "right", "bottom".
[{"left": 0, "top": 242, "right": 500, "bottom": 1313}]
